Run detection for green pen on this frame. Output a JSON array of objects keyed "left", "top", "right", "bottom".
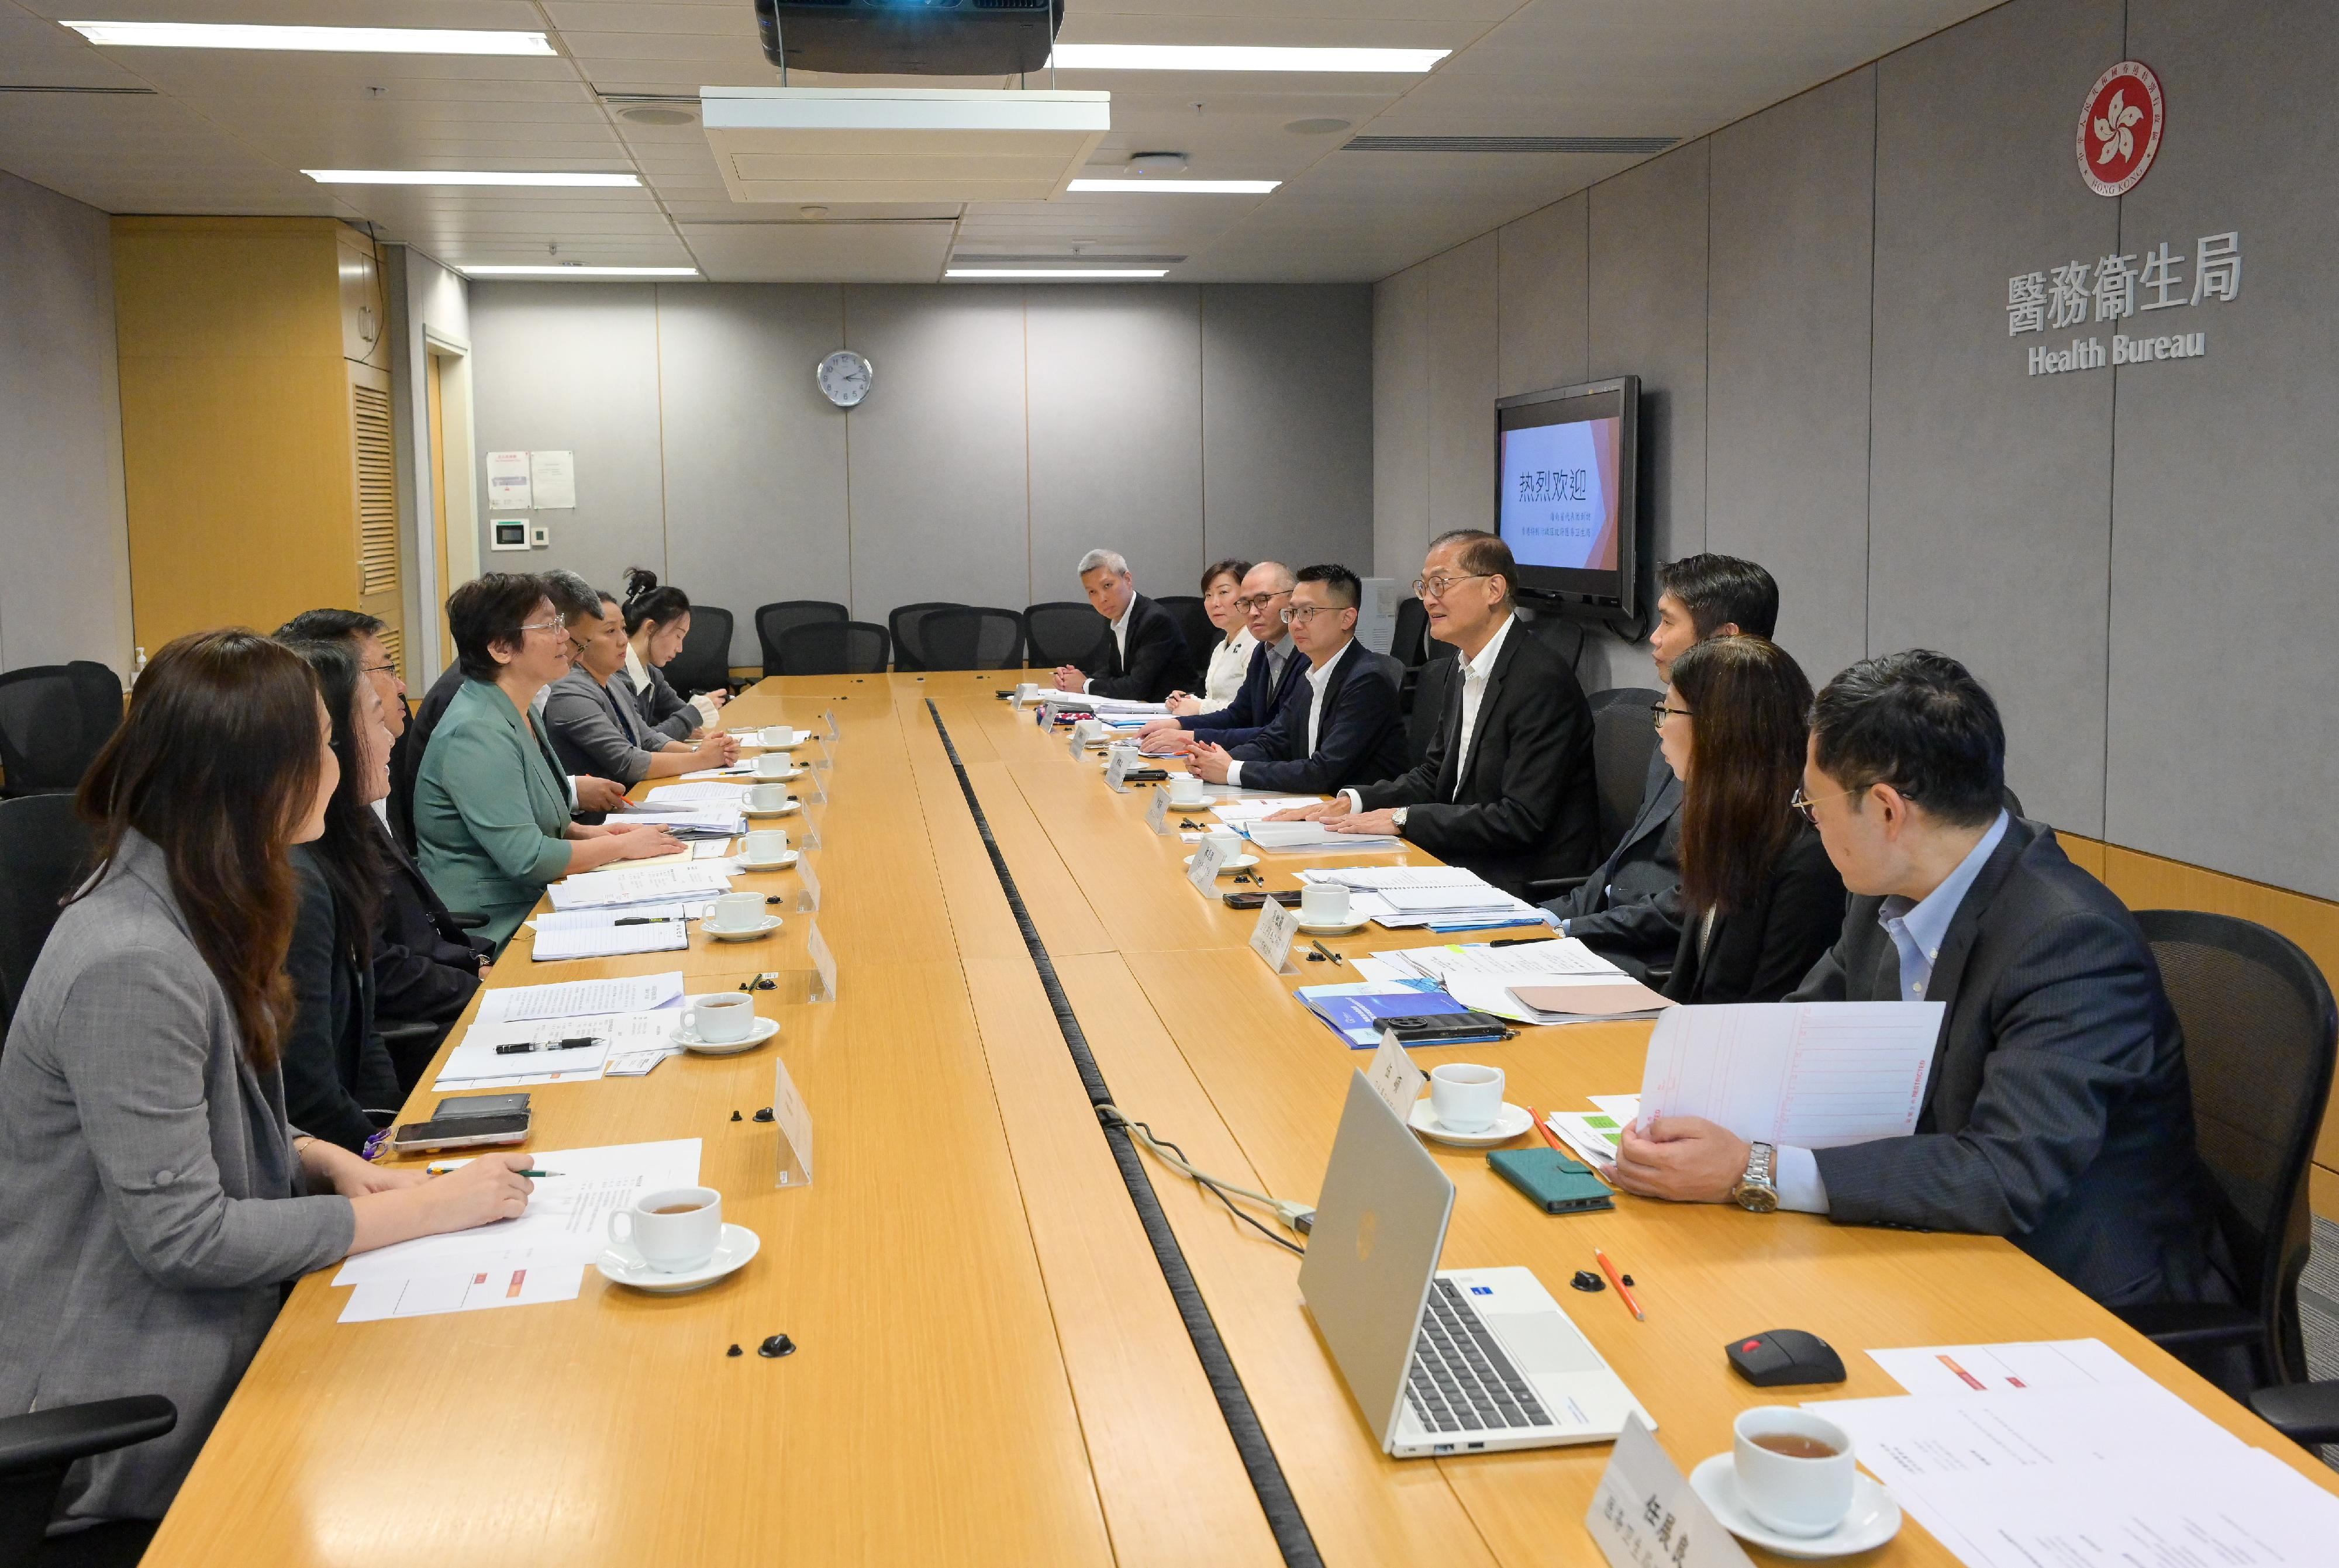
[{"left": 423, "top": 1162, "right": 563, "bottom": 1177}]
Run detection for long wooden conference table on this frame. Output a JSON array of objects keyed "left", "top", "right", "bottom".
[{"left": 149, "top": 671, "right": 2339, "bottom": 1566}]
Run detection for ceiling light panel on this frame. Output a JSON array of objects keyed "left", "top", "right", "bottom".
[
  {"left": 1066, "top": 179, "right": 1278, "bottom": 194},
  {"left": 460, "top": 264, "right": 698, "bottom": 276},
  {"left": 1046, "top": 45, "right": 1448, "bottom": 73},
  {"left": 946, "top": 268, "right": 1168, "bottom": 279},
  {"left": 303, "top": 169, "right": 641, "bottom": 186},
  {"left": 60, "top": 22, "right": 556, "bottom": 56}
]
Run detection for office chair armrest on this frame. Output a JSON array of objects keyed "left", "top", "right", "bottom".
[
  {"left": 2247, "top": 1380, "right": 2339, "bottom": 1447},
  {"left": 2112, "top": 1300, "right": 2261, "bottom": 1352},
  {"left": 378, "top": 1018, "right": 439, "bottom": 1051},
  {"left": 0, "top": 1396, "right": 175, "bottom": 1480},
  {"left": 1523, "top": 875, "right": 1588, "bottom": 900},
  {"left": 444, "top": 911, "right": 489, "bottom": 930}
]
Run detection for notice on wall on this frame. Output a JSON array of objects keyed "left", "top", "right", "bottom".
[
  {"left": 486, "top": 451, "right": 533, "bottom": 510},
  {"left": 529, "top": 450, "right": 577, "bottom": 510}
]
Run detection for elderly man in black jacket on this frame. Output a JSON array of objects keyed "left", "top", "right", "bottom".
[{"left": 1048, "top": 548, "right": 1192, "bottom": 703}]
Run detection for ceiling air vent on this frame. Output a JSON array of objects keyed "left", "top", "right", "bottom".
[
  {"left": 702, "top": 85, "right": 1108, "bottom": 203},
  {"left": 1343, "top": 134, "right": 1678, "bottom": 155}
]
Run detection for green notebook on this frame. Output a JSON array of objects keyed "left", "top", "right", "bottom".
[{"left": 1487, "top": 1147, "right": 1616, "bottom": 1214}]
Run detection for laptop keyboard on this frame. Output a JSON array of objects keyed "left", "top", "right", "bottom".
[{"left": 1404, "top": 1280, "right": 1552, "bottom": 1434}]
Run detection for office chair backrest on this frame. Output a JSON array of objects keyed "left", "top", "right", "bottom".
[
  {"left": 778, "top": 620, "right": 890, "bottom": 676},
  {"left": 1157, "top": 595, "right": 1216, "bottom": 682},
  {"left": 886, "top": 602, "right": 966, "bottom": 673},
  {"left": 0, "top": 793, "right": 97, "bottom": 1034},
  {"left": 665, "top": 605, "right": 736, "bottom": 699},
  {"left": 920, "top": 607, "right": 1027, "bottom": 671},
  {"left": 1586, "top": 688, "right": 1662, "bottom": 861},
  {"left": 0, "top": 661, "right": 122, "bottom": 797},
  {"left": 2138, "top": 908, "right": 2337, "bottom": 1382},
  {"left": 0, "top": 1394, "right": 175, "bottom": 1564},
  {"left": 1023, "top": 602, "right": 1108, "bottom": 670},
  {"left": 1405, "top": 655, "right": 1457, "bottom": 768},
  {"left": 1389, "top": 597, "right": 1429, "bottom": 668},
  {"left": 754, "top": 601, "right": 848, "bottom": 675}
]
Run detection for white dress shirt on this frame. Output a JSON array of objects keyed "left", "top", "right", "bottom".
[
  {"left": 1338, "top": 613, "right": 1513, "bottom": 817},
  {"left": 1226, "top": 638, "right": 1350, "bottom": 789},
  {"left": 1193, "top": 625, "right": 1257, "bottom": 713},
  {"left": 1081, "top": 600, "right": 1136, "bottom": 694}
]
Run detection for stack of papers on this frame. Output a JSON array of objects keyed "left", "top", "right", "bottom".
[
  {"left": 548, "top": 863, "right": 735, "bottom": 911},
  {"left": 1203, "top": 797, "right": 1323, "bottom": 824},
  {"left": 1298, "top": 867, "right": 1548, "bottom": 930},
  {"left": 1246, "top": 820, "right": 1402, "bottom": 854},
  {"left": 1374, "top": 940, "right": 1670, "bottom": 1023},
  {"left": 1638, "top": 1001, "right": 1943, "bottom": 1147},
  {"left": 437, "top": 973, "right": 688, "bottom": 1088},
  {"left": 1294, "top": 979, "right": 1458, "bottom": 1048},
  {"left": 527, "top": 921, "right": 689, "bottom": 962},
  {"left": 1545, "top": 1095, "right": 1640, "bottom": 1168}
]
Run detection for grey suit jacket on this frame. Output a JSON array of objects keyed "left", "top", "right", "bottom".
[
  {"left": 544, "top": 664, "right": 663, "bottom": 786},
  {"left": 0, "top": 833, "right": 355, "bottom": 1526},
  {"left": 1791, "top": 817, "right": 2232, "bottom": 1309},
  {"left": 1543, "top": 745, "right": 1683, "bottom": 975},
  {"left": 629, "top": 659, "right": 698, "bottom": 742}
]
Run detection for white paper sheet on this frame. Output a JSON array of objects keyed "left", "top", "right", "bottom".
[
  {"left": 529, "top": 923, "right": 689, "bottom": 962},
  {"left": 526, "top": 449, "right": 575, "bottom": 509},
  {"left": 1244, "top": 820, "right": 1401, "bottom": 852},
  {"left": 1205, "top": 797, "right": 1324, "bottom": 823},
  {"left": 1400, "top": 939, "right": 1621, "bottom": 980},
  {"left": 547, "top": 865, "right": 734, "bottom": 910},
  {"left": 613, "top": 806, "right": 744, "bottom": 833},
  {"left": 1868, "top": 1338, "right": 2153, "bottom": 1396},
  {"left": 645, "top": 781, "right": 755, "bottom": 803},
  {"left": 690, "top": 838, "right": 736, "bottom": 859},
  {"left": 339, "top": 1262, "right": 583, "bottom": 1323},
  {"left": 529, "top": 903, "right": 710, "bottom": 932},
  {"left": 1637, "top": 1001, "right": 1944, "bottom": 1147},
  {"left": 485, "top": 450, "right": 532, "bottom": 509},
  {"left": 474, "top": 972, "right": 685, "bottom": 1024}
]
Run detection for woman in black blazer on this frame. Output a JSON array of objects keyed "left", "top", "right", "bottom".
[{"left": 1656, "top": 636, "right": 1846, "bottom": 1004}]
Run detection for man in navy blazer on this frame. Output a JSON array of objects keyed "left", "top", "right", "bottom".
[
  {"left": 1048, "top": 548, "right": 1192, "bottom": 702},
  {"left": 1191, "top": 564, "right": 1407, "bottom": 796},
  {"left": 1134, "top": 561, "right": 1306, "bottom": 752}
]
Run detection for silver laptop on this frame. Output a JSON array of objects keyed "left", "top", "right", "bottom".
[{"left": 1299, "top": 1070, "right": 1654, "bottom": 1457}]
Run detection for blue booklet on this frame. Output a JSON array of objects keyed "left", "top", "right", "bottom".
[{"left": 1296, "top": 980, "right": 1466, "bottom": 1048}]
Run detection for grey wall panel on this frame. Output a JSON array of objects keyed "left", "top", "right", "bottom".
[
  {"left": 1372, "top": 267, "right": 1430, "bottom": 578},
  {"left": 1706, "top": 68, "right": 1876, "bottom": 691},
  {"left": 1202, "top": 285, "right": 1374, "bottom": 576},
  {"left": 840, "top": 285, "right": 1031, "bottom": 615},
  {"left": 0, "top": 170, "right": 130, "bottom": 674},
  {"left": 656, "top": 283, "right": 851, "bottom": 664},
  {"left": 1026, "top": 285, "right": 1202, "bottom": 606},
  {"left": 2105, "top": 0, "right": 2339, "bottom": 894},
  {"left": 1867, "top": 0, "right": 2123, "bottom": 833},
  {"left": 1424, "top": 234, "right": 1499, "bottom": 546},
  {"left": 468, "top": 282, "right": 666, "bottom": 599},
  {"left": 1496, "top": 194, "right": 1589, "bottom": 400}
]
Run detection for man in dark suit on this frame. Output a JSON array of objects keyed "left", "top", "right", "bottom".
[
  {"left": 1544, "top": 553, "right": 1781, "bottom": 973},
  {"left": 1133, "top": 561, "right": 1306, "bottom": 753},
  {"left": 1614, "top": 651, "right": 2231, "bottom": 1310},
  {"left": 1278, "top": 531, "right": 1595, "bottom": 898},
  {"left": 1048, "top": 548, "right": 1192, "bottom": 703},
  {"left": 1189, "top": 563, "right": 1407, "bottom": 796}
]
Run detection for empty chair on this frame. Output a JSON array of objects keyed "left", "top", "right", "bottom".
[
  {"left": 1156, "top": 594, "right": 1217, "bottom": 682},
  {"left": 663, "top": 604, "right": 736, "bottom": 699},
  {"left": 1023, "top": 601, "right": 1107, "bottom": 670},
  {"left": 0, "top": 792, "right": 98, "bottom": 1032},
  {"left": 1389, "top": 596, "right": 1430, "bottom": 667},
  {"left": 887, "top": 602, "right": 966, "bottom": 673},
  {"left": 920, "top": 607, "right": 1027, "bottom": 671},
  {"left": 778, "top": 621, "right": 890, "bottom": 676},
  {"left": 754, "top": 600, "right": 848, "bottom": 676},
  {"left": 0, "top": 661, "right": 122, "bottom": 797},
  {"left": 0, "top": 1394, "right": 176, "bottom": 1567}
]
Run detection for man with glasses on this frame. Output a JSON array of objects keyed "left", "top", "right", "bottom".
[
  {"left": 1613, "top": 650, "right": 2234, "bottom": 1314},
  {"left": 1134, "top": 561, "right": 1308, "bottom": 755},
  {"left": 1543, "top": 553, "right": 1782, "bottom": 975},
  {"left": 1188, "top": 564, "right": 1406, "bottom": 795},
  {"left": 1268, "top": 531, "right": 1595, "bottom": 898},
  {"left": 1050, "top": 548, "right": 1193, "bottom": 703}
]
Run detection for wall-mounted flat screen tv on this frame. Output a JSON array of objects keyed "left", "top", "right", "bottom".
[{"left": 1494, "top": 375, "right": 1641, "bottom": 625}]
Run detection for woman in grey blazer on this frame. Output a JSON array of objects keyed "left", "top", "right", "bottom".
[
  {"left": 543, "top": 590, "right": 734, "bottom": 786},
  {"left": 0, "top": 631, "right": 538, "bottom": 1544}
]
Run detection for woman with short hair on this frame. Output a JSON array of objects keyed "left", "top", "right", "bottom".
[{"left": 1166, "top": 557, "right": 1254, "bottom": 717}]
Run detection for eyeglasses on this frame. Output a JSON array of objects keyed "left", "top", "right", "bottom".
[
  {"left": 1648, "top": 701, "right": 1692, "bottom": 729},
  {"left": 1789, "top": 785, "right": 1857, "bottom": 826},
  {"left": 1234, "top": 592, "right": 1289, "bottom": 612},
  {"left": 515, "top": 618, "right": 564, "bottom": 637},
  {"left": 358, "top": 663, "right": 399, "bottom": 678},
  {"left": 1281, "top": 604, "right": 1340, "bottom": 625},
  {"left": 1413, "top": 572, "right": 1493, "bottom": 600}
]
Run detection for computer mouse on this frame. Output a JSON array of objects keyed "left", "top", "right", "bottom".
[{"left": 1725, "top": 1328, "right": 1847, "bottom": 1387}]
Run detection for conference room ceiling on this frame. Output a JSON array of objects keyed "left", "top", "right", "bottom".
[{"left": 0, "top": 0, "right": 2000, "bottom": 283}]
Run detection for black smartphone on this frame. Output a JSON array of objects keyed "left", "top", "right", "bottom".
[
  {"left": 1124, "top": 768, "right": 1169, "bottom": 782},
  {"left": 387, "top": 1113, "right": 530, "bottom": 1153},
  {"left": 1379, "top": 1013, "right": 1516, "bottom": 1047},
  {"left": 1223, "top": 889, "right": 1305, "bottom": 909}
]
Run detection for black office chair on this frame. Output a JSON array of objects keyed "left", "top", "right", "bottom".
[
  {"left": 2113, "top": 911, "right": 2336, "bottom": 1407},
  {"left": 1389, "top": 596, "right": 1430, "bottom": 668},
  {"left": 1157, "top": 595, "right": 1217, "bottom": 683},
  {"left": 920, "top": 607, "right": 1027, "bottom": 671},
  {"left": 664, "top": 605, "right": 736, "bottom": 699},
  {"left": 1523, "top": 687, "right": 1661, "bottom": 906},
  {"left": 753, "top": 601, "right": 847, "bottom": 676},
  {"left": 778, "top": 621, "right": 890, "bottom": 676},
  {"left": 886, "top": 602, "right": 965, "bottom": 674},
  {"left": 1023, "top": 602, "right": 1108, "bottom": 670},
  {"left": 1405, "top": 655, "right": 1457, "bottom": 769},
  {"left": 0, "top": 662, "right": 122, "bottom": 798},
  {"left": 0, "top": 793, "right": 98, "bottom": 1034},
  {"left": 0, "top": 1395, "right": 175, "bottom": 1567}
]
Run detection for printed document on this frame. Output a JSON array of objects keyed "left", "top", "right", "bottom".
[
  {"left": 529, "top": 923, "right": 689, "bottom": 963},
  {"left": 547, "top": 864, "right": 734, "bottom": 910},
  {"left": 475, "top": 970, "right": 685, "bottom": 1024},
  {"left": 1868, "top": 1338, "right": 2152, "bottom": 1396},
  {"left": 1636, "top": 1001, "right": 1942, "bottom": 1146}
]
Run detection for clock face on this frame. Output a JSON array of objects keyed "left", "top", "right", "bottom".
[{"left": 817, "top": 349, "right": 872, "bottom": 408}]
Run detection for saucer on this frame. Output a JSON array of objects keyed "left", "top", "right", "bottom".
[
  {"left": 598, "top": 1222, "right": 760, "bottom": 1294},
  {"left": 672, "top": 1016, "right": 779, "bottom": 1055},
  {"left": 1183, "top": 852, "right": 1260, "bottom": 872},
  {"left": 754, "top": 733, "right": 803, "bottom": 750},
  {"left": 1686, "top": 1455, "right": 1901, "bottom": 1559},
  {"left": 1297, "top": 916, "right": 1368, "bottom": 935},
  {"left": 749, "top": 765, "right": 805, "bottom": 782},
  {"left": 1407, "top": 1099, "right": 1534, "bottom": 1148},
  {"left": 738, "top": 850, "right": 799, "bottom": 872},
  {"left": 743, "top": 799, "right": 801, "bottom": 818},
  {"left": 701, "top": 913, "right": 782, "bottom": 942}
]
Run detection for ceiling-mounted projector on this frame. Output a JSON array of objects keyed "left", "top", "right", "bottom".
[
  {"left": 701, "top": 86, "right": 1109, "bottom": 203},
  {"left": 753, "top": 0, "right": 1067, "bottom": 78}
]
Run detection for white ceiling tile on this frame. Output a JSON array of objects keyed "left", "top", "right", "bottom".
[{"left": 678, "top": 219, "right": 954, "bottom": 282}]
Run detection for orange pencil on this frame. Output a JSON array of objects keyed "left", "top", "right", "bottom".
[
  {"left": 1593, "top": 1246, "right": 1644, "bottom": 1321},
  {"left": 1527, "top": 1105, "right": 1566, "bottom": 1152}
]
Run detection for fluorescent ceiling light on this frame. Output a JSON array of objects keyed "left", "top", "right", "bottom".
[
  {"left": 460, "top": 265, "right": 698, "bottom": 278},
  {"left": 946, "top": 268, "right": 1168, "bottom": 280},
  {"left": 63, "top": 21, "right": 554, "bottom": 55},
  {"left": 1067, "top": 178, "right": 1278, "bottom": 195},
  {"left": 305, "top": 170, "right": 640, "bottom": 188},
  {"left": 1048, "top": 44, "right": 1447, "bottom": 73}
]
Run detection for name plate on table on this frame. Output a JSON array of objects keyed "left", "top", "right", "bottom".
[
  {"left": 1364, "top": 1034, "right": 1426, "bottom": 1120},
  {"left": 795, "top": 852, "right": 820, "bottom": 913},
  {"left": 809, "top": 734, "right": 833, "bottom": 771},
  {"left": 1146, "top": 786, "right": 1171, "bottom": 835},
  {"left": 1186, "top": 835, "right": 1229, "bottom": 894},
  {"left": 1587, "top": 1415, "right": 1747, "bottom": 1568},
  {"left": 771, "top": 1053, "right": 813, "bottom": 1188},
  {"left": 1250, "top": 895, "right": 1300, "bottom": 975},
  {"left": 1105, "top": 747, "right": 1131, "bottom": 792},
  {"left": 806, "top": 917, "right": 837, "bottom": 1003},
  {"left": 823, "top": 708, "right": 840, "bottom": 742}
]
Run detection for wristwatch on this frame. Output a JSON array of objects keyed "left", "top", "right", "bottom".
[
  {"left": 1730, "top": 1141, "right": 1779, "bottom": 1213},
  {"left": 1391, "top": 805, "right": 1410, "bottom": 832}
]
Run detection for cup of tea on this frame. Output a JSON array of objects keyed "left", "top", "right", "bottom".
[
  {"left": 753, "top": 752, "right": 792, "bottom": 779},
  {"left": 743, "top": 828, "right": 790, "bottom": 865},
  {"left": 759, "top": 725, "right": 796, "bottom": 748},
  {"left": 1168, "top": 773, "right": 1208, "bottom": 806},
  {"left": 746, "top": 783, "right": 792, "bottom": 813},
  {"left": 1428, "top": 1063, "right": 1504, "bottom": 1133},
  {"left": 681, "top": 991, "right": 756, "bottom": 1042},
  {"left": 1072, "top": 719, "right": 1107, "bottom": 745},
  {"left": 708, "top": 891, "right": 765, "bottom": 932},
  {"left": 1015, "top": 681, "right": 1040, "bottom": 703},
  {"left": 1300, "top": 882, "right": 1351, "bottom": 926},
  {"left": 1731, "top": 1407, "right": 1856, "bottom": 1537},
  {"left": 609, "top": 1186, "right": 722, "bottom": 1273}
]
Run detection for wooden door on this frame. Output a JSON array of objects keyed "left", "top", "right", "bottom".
[{"left": 426, "top": 348, "right": 454, "bottom": 668}]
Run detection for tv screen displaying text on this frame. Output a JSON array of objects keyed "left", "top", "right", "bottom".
[{"left": 1498, "top": 416, "right": 1623, "bottom": 572}]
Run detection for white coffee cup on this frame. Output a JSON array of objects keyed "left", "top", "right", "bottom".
[
  {"left": 1732, "top": 1407, "right": 1857, "bottom": 1538},
  {"left": 753, "top": 752, "right": 792, "bottom": 779},
  {"left": 743, "top": 828, "right": 790, "bottom": 865},
  {"left": 1429, "top": 1063, "right": 1505, "bottom": 1133},
  {"left": 681, "top": 992, "right": 756, "bottom": 1043},
  {"left": 709, "top": 891, "right": 765, "bottom": 931},
  {"left": 759, "top": 725, "right": 796, "bottom": 748},
  {"left": 1203, "top": 828, "right": 1243, "bottom": 864},
  {"left": 1015, "top": 681, "right": 1040, "bottom": 702},
  {"left": 1169, "top": 773, "right": 1208, "bottom": 806},
  {"left": 1300, "top": 882, "right": 1351, "bottom": 926},
  {"left": 746, "top": 783, "right": 792, "bottom": 813},
  {"left": 1073, "top": 718, "right": 1107, "bottom": 745},
  {"left": 609, "top": 1185, "right": 722, "bottom": 1274}
]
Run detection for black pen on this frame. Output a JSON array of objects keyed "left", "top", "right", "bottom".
[
  {"left": 1489, "top": 935, "right": 1558, "bottom": 948},
  {"left": 493, "top": 1037, "right": 603, "bottom": 1055},
  {"left": 613, "top": 916, "right": 677, "bottom": 926}
]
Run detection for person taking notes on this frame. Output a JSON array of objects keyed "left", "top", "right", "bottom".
[
  {"left": 544, "top": 592, "right": 737, "bottom": 786},
  {"left": 1050, "top": 548, "right": 1192, "bottom": 702},
  {"left": 1136, "top": 561, "right": 1306, "bottom": 755},
  {"left": 620, "top": 567, "right": 726, "bottom": 738},
  {"left": 1613, "top": 651, "right": 2233, "bottom": 1311},
  {"left": 1189, "top": 564, "right": 1407, "bottom": 796}
]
